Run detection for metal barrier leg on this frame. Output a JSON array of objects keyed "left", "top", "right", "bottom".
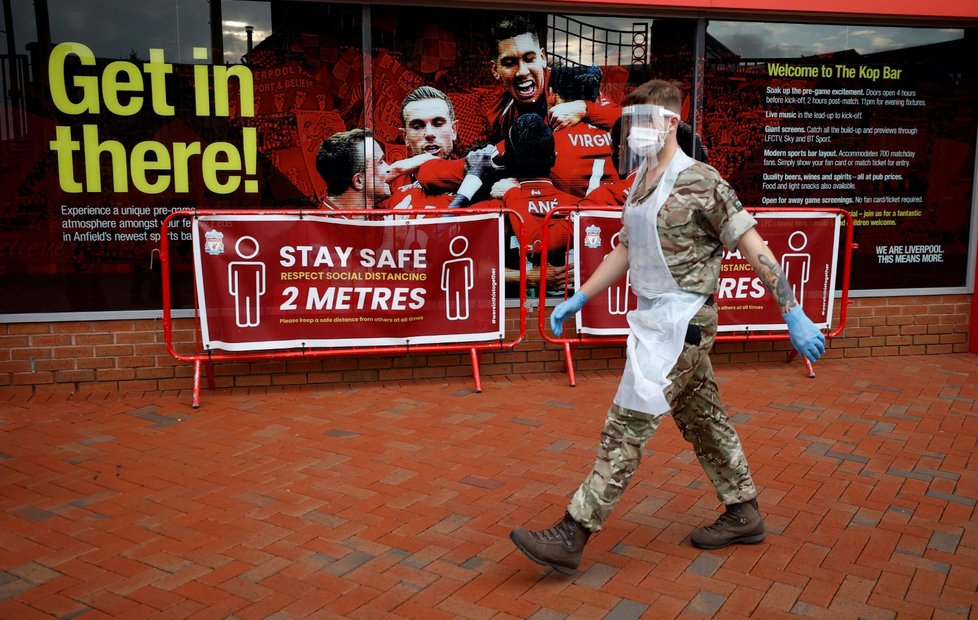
[
  {"left": 469, "top": 348, "right": 482, "bottom": 393},
  {"left": 192, "top": 359, "right": 202, "bottom": 408},
  {"left": 564, "top": 342, "right": 577, "bottom": 387}
]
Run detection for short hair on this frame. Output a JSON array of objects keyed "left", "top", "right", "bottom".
[
  {"left": 316, "top": 129, "right": 368, "bottom": 196},
  {"left": 504, "top": 113, "right": 556, "bottom": 178},
  {"left": 622, "top": 79, "right": 683, "bottom": 116},
  {"left": 549, "top": 65, "right": 602, "bottom": 103},
  {"left": 400, "top": 86, "right": 456, "bottom": 125},
  {"left": 490, "top": 14, "right": 541, "bottom": 52}
]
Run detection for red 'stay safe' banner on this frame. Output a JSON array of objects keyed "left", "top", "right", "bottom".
[{"left": 193, "top": 213, "right": 505, "bottom": 351}]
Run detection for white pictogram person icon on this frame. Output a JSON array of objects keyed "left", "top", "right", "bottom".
[
  {"left": 441, "top": 236, "right": 474, "bottom": 321},
  {"left": 228, "top": 236, "right": 266, "bottom": 327},
  {"left": 607, "top": 232, "right": 633, "bottom": 315},
  {"left": 781, "top": 231, "right": 811, "bottom": 311}
]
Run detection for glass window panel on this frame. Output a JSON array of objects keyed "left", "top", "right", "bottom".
[{"left": 704, "top": 20, "right": 976, "bottom": 291}]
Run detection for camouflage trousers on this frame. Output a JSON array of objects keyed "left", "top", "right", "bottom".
[{"left": 568, "top": 303, "right": 757, "bottom": 532}]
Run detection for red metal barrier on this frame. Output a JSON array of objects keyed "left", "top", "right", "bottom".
[
  {"left": 161, "top": 207, "right": 528, "bottom": 407},
  {"left": 538, "top": 207, "right": 855, "bottom": 386}
]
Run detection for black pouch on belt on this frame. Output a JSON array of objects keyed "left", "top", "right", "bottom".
[{"left": 683, "top": 295, "right": 714, "bottom": 346}]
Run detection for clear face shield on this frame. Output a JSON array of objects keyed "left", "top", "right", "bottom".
[{"left": 617, "top": 104, "right": 680, "bottom": 176}]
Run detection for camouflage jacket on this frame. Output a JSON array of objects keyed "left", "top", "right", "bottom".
[{"left": 621, "top": 161, "right": 756, "bottom": 295}]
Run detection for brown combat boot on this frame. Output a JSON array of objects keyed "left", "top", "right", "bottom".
[
  {"left": 690, "top": 498, "right": 765, "bottom": 550},
  {"left": 510, "top": 513, "right": 591, "bottom": 574}
]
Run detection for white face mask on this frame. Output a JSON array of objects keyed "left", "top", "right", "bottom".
[{"left": 626, "top": 126, "right": 667, "bottom": 159}]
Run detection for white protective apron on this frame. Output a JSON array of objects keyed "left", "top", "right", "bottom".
[{"left": 613, "top": 150, "right": 709, "bottom": 416}]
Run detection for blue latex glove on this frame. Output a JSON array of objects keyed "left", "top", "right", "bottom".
[
  {"left": 784, "top": 306, "right": 826, "bottom": 361},
  {"left": 550, "top": 291, "right": 589, "bottom": 337}
]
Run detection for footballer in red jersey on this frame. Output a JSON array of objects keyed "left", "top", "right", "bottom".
[
  {"left": 486, "top": 15, "right": 620, "bottom": 145},
  {"left": 547, "top": 65, "right": 618, "bottom": 197},
  {"left": 315, "top": 129, "right": 391, "bottom": 218},
  {"left": 492, "top": 113, "right": 577, "bottom": 296},
  {"left": 381, "top": 87, "right": 461, "bottom": 217}
]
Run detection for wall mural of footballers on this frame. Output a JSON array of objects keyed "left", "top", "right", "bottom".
[
  {"left": 364, "top": 9, "right": 694, "bottom": 299},
  {"left": 239, "top": 4, "right": 695, "bottom": 301}
]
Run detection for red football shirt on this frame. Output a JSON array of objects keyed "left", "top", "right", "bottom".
[
  {"left": 500, "top": 178, "right": 576, "bottom": 255},
  {"left": 551, "top": 123, "right": 618, "bottom": 198}
]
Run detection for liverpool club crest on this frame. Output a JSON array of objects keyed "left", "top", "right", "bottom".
[
  {"left": 204, "top": 230, "right": 225, "bottom": 256},
  {"left": 584, "top": 224, "right": 602, "bottom": 249}
]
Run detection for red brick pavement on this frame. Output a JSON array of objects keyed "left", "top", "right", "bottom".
[{"left": 2, "top": 353, "right": 977, "bottom": 619}]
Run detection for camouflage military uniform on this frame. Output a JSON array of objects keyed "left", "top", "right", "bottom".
[{"left": 568, "top": 162, "right": 758, "bottom": 532}]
